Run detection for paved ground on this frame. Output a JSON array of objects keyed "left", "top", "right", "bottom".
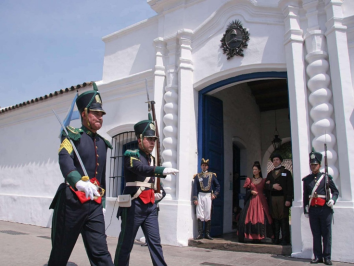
[{"left": 0, "top": 220, "right": 352, "bottom": 266}]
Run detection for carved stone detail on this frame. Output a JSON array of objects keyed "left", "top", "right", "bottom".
[{"left": 304, "top": 1, "right": 338, "bottom": 179}]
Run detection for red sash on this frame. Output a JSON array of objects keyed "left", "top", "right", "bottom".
[
  {"left": 310, "top": 197, "right": 325, "bottom": 206},
  {"left": 70, "top": 178, "right": 102, "bottom": 204},
  {"left": 139, "top": 189, "right": 155, "bottom": 204}
]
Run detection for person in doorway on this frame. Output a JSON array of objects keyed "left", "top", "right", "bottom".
[
  {"left": 114, "top": 118, "right": 179, "bottom": 266},
  {"left": 48, "top": 84, "right": 114, "bottom": 266},
  {"left": 192, "top": 158, "right": 221, "bottom": 240},
  {"left": 238, "top": 161, "right": 273, "bottom": 243},
  {"left": 303, "top": 148, "right": 339, "bottom": 265},
  {"left": 265, "top": 153, "right": 293, "bottom": 245}
]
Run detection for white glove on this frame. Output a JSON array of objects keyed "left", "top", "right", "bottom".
[
  {"left": 155, "top": 193, "right": 163, "bottom": 201},
  {"left": 103, "top": 208, "right": 106, "bottom": 217},
  {"left": 76, "top": 180, "right": 100, "bottom": 200},
  {"left": 304, "top": 214, "right": 309, "bottom": 218},
  {"left": 326, "top": 199, "right": 334, "bottom": 208},
  {"left": 163, "top": 168, "right": 179, "bottom": 175}
]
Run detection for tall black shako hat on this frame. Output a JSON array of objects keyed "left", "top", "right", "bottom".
[
  {"left": 76, "top": 82, "right": 106, "bottom": 115},
  {"left": 270, "top": 153, "right": 283, "bottom": 162},
  {"left": 201, "top": 158, "right": 209, "bottom": 165},
  {"left": 134, "top": 114, "right": 157, "bottom": 139},
  {"left": 309, "top": 147, "right": 322, "bottom": 164}
]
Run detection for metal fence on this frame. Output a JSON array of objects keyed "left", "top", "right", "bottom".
[{"left": 108, "top": 131, "right": 137, "bottom": 197}]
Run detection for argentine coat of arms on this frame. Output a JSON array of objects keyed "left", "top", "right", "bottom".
[{"left": 220, "top": 20, "right": 250, "bottom": 59}]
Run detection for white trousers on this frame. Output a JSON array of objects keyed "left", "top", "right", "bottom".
[{"left": 196, "top": 192, "right": 212, "bottom": 221}]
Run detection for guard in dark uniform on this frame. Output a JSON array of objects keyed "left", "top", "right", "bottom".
[
  {"left": 265, "top": 153, "right": 293, "bottom": 245},
  {"left": 303, "top": 149, "right": 339, "bottom": 265},
  {"left": 192, "top": 158, "right": 220, "bottom": 240},
  {"left": 48, "top": 84, "right": 114, "bottom": 266},
  {"left": 114, "top": 118, "right": 179, "bottom": 266}
]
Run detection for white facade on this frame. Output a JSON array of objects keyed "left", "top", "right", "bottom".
[{"left": 1, "top": 0, "right": 354, "bottom": 263}]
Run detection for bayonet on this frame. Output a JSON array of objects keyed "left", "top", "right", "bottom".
[{"left": 145, "top": 79, "right": 152, "bottom": 112}]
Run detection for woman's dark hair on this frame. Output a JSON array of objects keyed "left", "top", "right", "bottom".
[{"left": 252, "top": 161, "right": 263, "bottom": 177}]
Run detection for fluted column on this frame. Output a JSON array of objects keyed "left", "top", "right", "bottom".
[
  {"left": 279, "top": 0, "right": 311, "bottom": 257},
  {"left": 176, "top": 29, "right": 194, "bottom": 202},
  {"left": 324, "top": 0, "right": 354, "bottom": 203},
  {"left": 304, "top": 1, "right": 338, "bottom": 180},
  {"left": 161, "top": 38, "right": 178, "bottom": 200}
]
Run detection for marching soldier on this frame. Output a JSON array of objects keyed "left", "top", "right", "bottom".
[
  {"left": 114, "top": 118, "right": 179, "bottom": 266},
  {"left": 303, "top": 148, "right": 339, "bottom": 265},
  {"left": 48, "top": 84, "right": 114, "bottom": 265},
  {"left": 192, "top": 158, "right": 220, "bottom": 240}
]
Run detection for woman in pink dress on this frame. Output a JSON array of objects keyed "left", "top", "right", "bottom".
[{"left": 238, "top": 161, "right": 273, "bottom": 242}]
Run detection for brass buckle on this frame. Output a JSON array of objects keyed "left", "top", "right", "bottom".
[{"left": 313, "top": 192, "right": 318, "bottom": 198}]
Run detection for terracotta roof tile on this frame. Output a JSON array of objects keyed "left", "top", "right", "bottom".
[{"left": 0, "top": 81, "right": 93, "bottom": 115}]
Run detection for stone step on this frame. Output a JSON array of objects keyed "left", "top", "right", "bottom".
[{"left": 188, "top": 235, "right": 292, "bottom": 256}]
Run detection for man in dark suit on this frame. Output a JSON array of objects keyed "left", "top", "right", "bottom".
[
  {"left": 114, "top": 118, "right": 179, "bottom": 266},
  {"left": 303, "top": 148, "right": 339, "bottom": 265},
  {"left": 265, "top": 153, "right": 293, "bottom": 245}
]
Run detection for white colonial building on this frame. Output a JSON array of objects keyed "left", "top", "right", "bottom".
[{"left": 1, "top": 0, "right": 354, "bottom": 263}]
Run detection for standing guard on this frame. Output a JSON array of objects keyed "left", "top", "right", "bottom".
[
  {"left": 48, "top": 84, "right": 114, "bottom": 266},
  {"left": 265, "top": 153, "right": 293, "bottom": 245},
  {"left": 114, "top": 117, "right": 179, "bottom": 266},
  {"left": 303, "top": 148, "right": 339, "bottom": 265},
  {"left": 192, "top": 158, "right": 221, "bottom": 240}
]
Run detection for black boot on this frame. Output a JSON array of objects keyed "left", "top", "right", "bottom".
[
  {"left": 195, "top": 219, "right": 203, "bottom": 240},
  {"left": 205, "top": 220, "right": 213, "bottom": 240},
  {"left": 272, "top": 219, "right": 280, "bottom": 245},
  {"left": 280, "top": 218, "right": 289, "bottom": 245}
]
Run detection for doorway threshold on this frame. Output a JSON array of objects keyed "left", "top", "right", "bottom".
[{"left": 188, "top": 233, "right": 291, "bottom": 256}]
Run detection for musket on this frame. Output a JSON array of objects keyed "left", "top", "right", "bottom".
[
  {"left": 145, "top": 80, "right": 161, "bottom": 193},
  {"left": 324, "top": 143, "right": 331, "bottom": 203}
]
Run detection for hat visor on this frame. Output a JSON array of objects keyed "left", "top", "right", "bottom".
[
  {"left": 89, "top": 107, "right": 106, "bottom": 115},
  {"left": 310, "top": 159, "right": 320, "bottom": 164},
  {"left": 143, "top": 135, "right": 158, "bottom": 139}
]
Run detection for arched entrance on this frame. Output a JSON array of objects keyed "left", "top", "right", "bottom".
[{"left": 197, "top": 71, "right": 290, "bottom": 238}]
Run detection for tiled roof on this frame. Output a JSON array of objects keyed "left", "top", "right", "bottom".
[{"left": 0, "top": 82, "right": 93, "bottom": 115}]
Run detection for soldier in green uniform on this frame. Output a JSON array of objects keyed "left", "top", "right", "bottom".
[
  {"left": 303, "top": 149, "right": 339, "bottom": 265},
  {"left": 48, "top": 84, "right": 114, "bottom": 266}
]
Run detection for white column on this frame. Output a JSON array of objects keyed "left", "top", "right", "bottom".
[
  {"left": 153, "top": 37, "right": 166, "bottom": 153},
  {"left": 176, "top": 29, "right": 195, "bottom": 202},
  {"left": 324, "top": 0, "right": 354, "bottom": 204},
  {"left": 304, "top": 1, "right": 338, "bottom": 178},
  {"left": 279, "top": 0, "right": 312, "bottom": 258},
  {"left": 175, "top": 29, "right": 195, "bottom": 245},
  {"left": 322, "top": 0, "right": 354, "bottom": 263},
  {"left": 161, "top": 37, "right": 178, "bottom": 200}
]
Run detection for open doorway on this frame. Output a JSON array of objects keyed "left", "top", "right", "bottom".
[{"left": 198, "top": 73, "right": 292, "bottom": 244}]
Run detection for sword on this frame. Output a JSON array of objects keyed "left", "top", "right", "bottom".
[{"left": 52, "top": 109, "right": 88, "bottom": 177}]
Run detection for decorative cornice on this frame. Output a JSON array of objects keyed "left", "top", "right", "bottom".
[
  {"left": 102, "top": 16, "right": 158, "bottom": 43},
  {"left": 191, "top": 1, "right": 283, "bottom": 51},
  {"left": 148, "top": 0, "right": 202, "bottom": 14}
]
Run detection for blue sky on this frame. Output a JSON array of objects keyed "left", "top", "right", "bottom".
[{"left": 0, "top": 0, "right": 156, "bottom": 108}]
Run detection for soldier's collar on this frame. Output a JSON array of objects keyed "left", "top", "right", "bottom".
[
  {"left": 138, "top": 148, "right": 151, "bottom": 159},
  {"left": 81, "top": 125, "right": 96, "bottom": 137}
]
